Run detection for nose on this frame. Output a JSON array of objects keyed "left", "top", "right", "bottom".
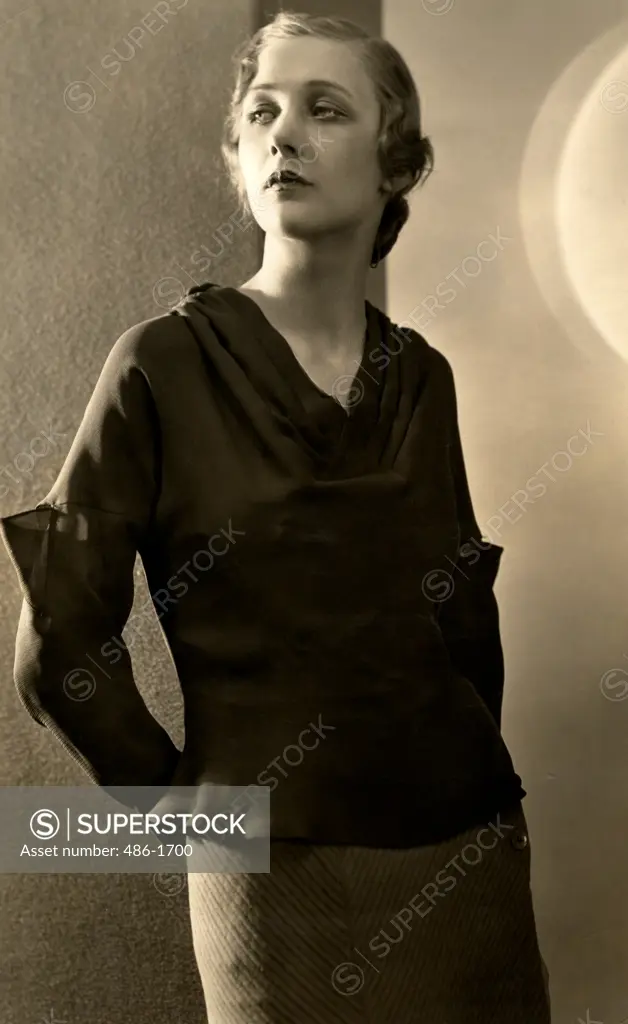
[
  {"left": 268, "top": 112, "right": 303, "bottom": 165},
  {"left": 269, "top": 134, "right": 299, "bottom": 161},
  {"left": 268, "top": 136, "right": 306, "bottom": 181}
]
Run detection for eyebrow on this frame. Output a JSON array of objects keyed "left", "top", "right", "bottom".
[{"left": 247, "top": 79, "right": 354, "bottom": 100}]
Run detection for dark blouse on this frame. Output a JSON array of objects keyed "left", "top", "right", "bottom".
[{"left": 0, "top": 281, "right": 525, "bottom": 846}]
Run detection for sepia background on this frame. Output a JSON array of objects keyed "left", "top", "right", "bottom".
[{"left": 1, "top": 0, "right": 627, "bottom": 1021}]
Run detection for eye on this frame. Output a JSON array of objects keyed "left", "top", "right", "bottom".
[
  {"left": 312, "top": 103, "right": 343, "bottom": 119},
  {"left": 246, "top": 108, "right": 274, "bottom": 125},
  {"left": 245, "top": 102, "right": 343, "bottom": 125}
]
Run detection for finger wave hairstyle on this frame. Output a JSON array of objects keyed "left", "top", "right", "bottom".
[{"left": 221, "top": 10, "right": 434, "bottom": 266}]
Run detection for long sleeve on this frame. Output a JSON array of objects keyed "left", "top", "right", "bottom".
[
  {"left": 0, "top": 325, "right": 181, "bottom": 791},
  {"left": 436, "top": 358, "right": 506, "bottom": 730}
]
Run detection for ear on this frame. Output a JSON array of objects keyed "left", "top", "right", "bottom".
[{"left": 382, "top": 171, "right": 414, "bottom": 196}]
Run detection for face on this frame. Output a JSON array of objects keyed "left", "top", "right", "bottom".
[{"left": 237, "top": 36, "right": 389, "bottom": 248}]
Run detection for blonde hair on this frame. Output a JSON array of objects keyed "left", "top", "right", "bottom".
[{"left": 221, "top": 10, "right": 434, "bottom": 266}]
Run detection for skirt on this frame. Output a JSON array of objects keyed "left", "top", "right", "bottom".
[{"left": 187, "top": 801, "right": 551, "bottom": 1023}]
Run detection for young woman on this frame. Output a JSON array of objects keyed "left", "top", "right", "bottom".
[{"left": 1, "top": 11, "right": 551, "bottom": 1023}]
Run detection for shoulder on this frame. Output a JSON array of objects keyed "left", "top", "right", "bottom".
[
  {"left": 386, "top": 315, "right": 456, "bottom": 387},
  {"left": 101, "top": 310, "right": 195, "bottom": 380},
  {"left": 106, "top": 280, "right": 236, "bottom": 374},
  {"left": 109, "top": 310, "right": 192, "bottom": 360}
]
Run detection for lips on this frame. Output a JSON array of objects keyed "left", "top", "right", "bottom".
[{"left": 265, "top": 171, "right": 312, "bottom": 188}]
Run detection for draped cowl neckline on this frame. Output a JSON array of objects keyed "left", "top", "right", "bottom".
[{"left": 173, "top": 282, "right": 428, "bottom": 479}]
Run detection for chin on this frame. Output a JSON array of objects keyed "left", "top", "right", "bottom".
[{"left": 261, "top": 208, "right": 327, "bottom": 236}]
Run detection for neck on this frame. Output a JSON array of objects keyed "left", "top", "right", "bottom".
[{"left": 247, "top": 235, "right": 374, "bottom": 349}]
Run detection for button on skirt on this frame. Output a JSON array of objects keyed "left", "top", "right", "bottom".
[{"left": 187, "top": 801, "right": 551, "bottom": 1023}]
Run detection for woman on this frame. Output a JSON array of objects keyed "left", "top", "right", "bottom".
[{"left": 1, "top": 10, "right": 551, "bottom": 1023}]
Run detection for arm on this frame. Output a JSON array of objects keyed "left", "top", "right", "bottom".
[
  {"left": 0, "top": 325, "right": 180, "bottom": 792},
  {"left": 435, "top": 357, "right": 506, "bottom": 730}
]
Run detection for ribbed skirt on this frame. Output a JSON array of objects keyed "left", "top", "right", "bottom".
[{"left": 187, "top": 801, "right": 551, "bottom": 1023}]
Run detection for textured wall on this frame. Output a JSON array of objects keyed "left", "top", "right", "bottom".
[
  {"left": 385, "top": 1, "right": 628, "bottom": 1021},
  {"left": 0, "top": 2, "right": 381, "bottom": 1023},
  {"left": 0, "top": 3, "right": 257, "bottom": 1024}
]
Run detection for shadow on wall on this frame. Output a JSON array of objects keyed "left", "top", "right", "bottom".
[{"left": 519, "top": 16, "right": 628, "bottom": 369}]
